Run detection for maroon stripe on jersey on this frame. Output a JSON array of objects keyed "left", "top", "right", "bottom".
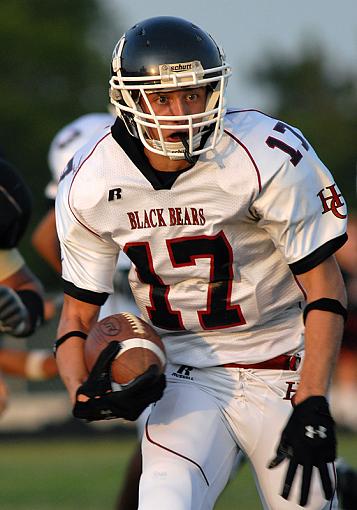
[
  {"left": 293, "top": 274, "right": 307, "bottom": 300},
  {"left": 227, "top": 108, "right": 267, "bottom": 115},
  {"left": 67, "top": 132, "right": 112, "bottom": 238},
  {"left": 227, "top": 108, "right": 277, "bottom": 119},
  {"left": 145, "top": 420, "right": 210, "bottom": 486},
  {"left": 223, "top": 129, "right": 262, "bottom": 193}
]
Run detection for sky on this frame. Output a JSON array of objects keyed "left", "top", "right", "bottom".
[{"left": 103, "top": 0, "right": 357, "bottom": 110}]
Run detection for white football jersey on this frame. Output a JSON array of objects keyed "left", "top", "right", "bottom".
[
  {"left": 56, "top": 110, "right": 347, "bottom": 367},
  {"left": 46, "top": 113, "right": 115, "bottom": 200}
]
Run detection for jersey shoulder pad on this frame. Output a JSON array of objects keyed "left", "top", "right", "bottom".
[{"left": 224, "top": 109, "right": 309, "bottom": 185}]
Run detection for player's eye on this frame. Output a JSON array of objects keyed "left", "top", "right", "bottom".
[
  {"left": 186, "top": 93, "right": 199, "bottom": 102},
  {"left": 156, "top": 95, "right": 169, "bottom": 105}
]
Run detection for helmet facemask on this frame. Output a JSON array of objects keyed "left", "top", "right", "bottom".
[{"left": 109, "top": 34, "right": 231, "bottom": 161}]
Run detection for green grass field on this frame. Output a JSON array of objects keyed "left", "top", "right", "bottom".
[{"left": 0, "top": 431, "right": 356, "bottom": 509}]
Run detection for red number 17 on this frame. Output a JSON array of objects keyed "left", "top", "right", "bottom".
[
  {"left": 124, "top": 231, "right": 246, "bottom": 331},
  {"left": 266, "top": 121, "right": 309, "bottom": 166}
]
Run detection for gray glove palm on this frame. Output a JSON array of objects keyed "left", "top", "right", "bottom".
[{"left": 0, "top": 286, "right": 30, "bottom": 336}]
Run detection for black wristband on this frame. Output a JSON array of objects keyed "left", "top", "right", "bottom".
[
  {"left": 303, "top": 298, "right": 348, "bottom": 324},
  {"left": 53, "top": 330, "right": 88, "bottom": 358},
  {"left": 16, "top": 289, "right": 44, "bottom": 336}
]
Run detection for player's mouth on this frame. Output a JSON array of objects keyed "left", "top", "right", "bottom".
[{"left": 166, "top": 130, "right": 188, "bottom": 142}]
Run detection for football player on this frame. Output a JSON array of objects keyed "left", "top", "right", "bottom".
[
  {"left": 0, "top": 157, "right": 54, "bottom": 415},
  {"left": 0, "top": 158, "right": 44, "bottom": 338},
  {"left": 31, "top": 113, "right": 145, "bottom": 510},
  {"left": 55, "top": 17, "right": 348, "bottom": 509}
]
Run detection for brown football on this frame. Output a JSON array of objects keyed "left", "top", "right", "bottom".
[{"left": 84, "top": 312, "right": 166, "bottom": 386}]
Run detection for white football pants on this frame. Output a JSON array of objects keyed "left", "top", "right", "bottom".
[{"left": 138, "top": 362, "right": 337, "bottom": 510}]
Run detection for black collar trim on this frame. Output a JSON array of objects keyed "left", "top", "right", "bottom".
[
  {"left": 111, "top": 118, "right": 210, "bottom": 190},
  {"left": 111, "top": 118, "right": 164, "bottom": 188}
]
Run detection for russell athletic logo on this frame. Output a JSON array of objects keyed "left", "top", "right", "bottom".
[
  {"left": 317, "top": 184, "right": 346, "bottom": 219},
  {"left": 108, "top": 188, "right": 122, "bottom": 201},
  {"left": 172, "top": 365, "right": 194, "bottom": 380}
]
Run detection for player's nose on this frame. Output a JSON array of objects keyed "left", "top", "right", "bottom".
[{"left": 170, "top": 96, "right": 189, "bottom": 117}]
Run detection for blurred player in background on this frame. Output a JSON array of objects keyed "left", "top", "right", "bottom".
[
  {"left": 55, "top": 16, "right": 351, "bottom": 509},
  {"left": 0, "top": 347, "right": 58, "bottom": 415},
  {"left": 31, "top": 113, "right": 145, "bottom": 510},
  {"left": 0, "top": 157, "right": 56, "bottom": 415},
  {"left": 32, "top": 113, "right": 115, "bottom": 275}
]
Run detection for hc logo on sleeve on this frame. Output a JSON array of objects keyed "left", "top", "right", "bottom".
[{"left": 317, "top": 184, "right": 346, "bottom": 219}]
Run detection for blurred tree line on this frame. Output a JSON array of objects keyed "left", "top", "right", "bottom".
[
  {"left": 251, "top": 45, "right": 357, "bottom": 214},
  {"left": 0, "top": 0, "right": 124, "bottom": 288},
  {"left": 0, "top": 3, "right": 356, "bottom": 291}
]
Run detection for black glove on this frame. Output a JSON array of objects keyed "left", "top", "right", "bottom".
[
  {"left": 268, "top": 396, "right": 336, "bottom": 506},
  {"left": 0, "top": 286, "right": 31, "bottom": 337},
  {"left": 73, "top": 341, "right": 166, "bottom": 422}
]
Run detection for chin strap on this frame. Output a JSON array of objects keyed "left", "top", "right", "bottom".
[{"left": 178, "top": 133, "right": 198, "bottom": 165}]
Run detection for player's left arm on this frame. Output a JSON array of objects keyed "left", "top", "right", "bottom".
[
  {"left": 295, "top": 254, "right": 346, "bottom": 402},
  {"left": 259, "top": 123, "right": 348, "bottom": 504},
  {"left": 269, "top": 255, "right": 346, "bottom": 505}
]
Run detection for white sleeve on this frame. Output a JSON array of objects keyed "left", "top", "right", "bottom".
[
  {"left": 55, "top": 179, "right": 119, "bottom": 296},
  {"left": 252, "top": 147, "right": 347, "bottom": 271}
]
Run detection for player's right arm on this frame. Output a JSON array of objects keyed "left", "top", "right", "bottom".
[
  {"left": 54, "top": 146, "right": 165, "bottom": 420},
  {"left": 54, "top": 149, "right": 119, "bottom": 402},
  {"left": 56, "top": 294, "right": 100, "bottom": 402}
]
